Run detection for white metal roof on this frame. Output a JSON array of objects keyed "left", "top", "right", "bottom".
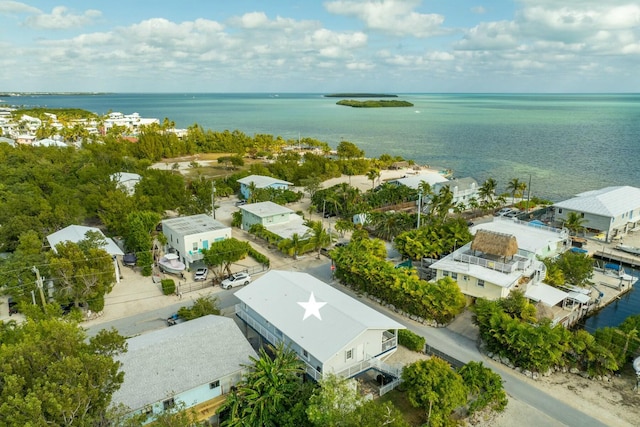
[
  {"left": 265, "top": 214, "right": 310, "bottom": 239},
  {"left": 162, "top": 214, "right": 229, "bottom": 235},
  {"left": 239, "top": 201, "right": 294, "bottom": 217},
  {"left": 234, "top": 270, "right": 405, "bottom": 363},
  {"left": 553, "top": 186, "right": 640, "bottom": 218},
  {"left": 47, "top": 225, "right": 124, "bottom": 256},
  {"left": 471, "top": 218, "right": 567, "bottom": 255},
  {"left": 388, "top": 171, "right": 449, "bottom": 189},
  {"left": 525, "top": 282, "right": 568, "bottom": 306},
  {"left": 237, "top": 174, "right": 293, "bottom": 188},
  {"left": 429, "top": 254, "right": 521, "bottom": 288},
  {"left": 111, "top": 315, "right": 257, "bottom": 412}
]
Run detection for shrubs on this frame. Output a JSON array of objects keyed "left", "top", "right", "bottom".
[
  {"left": 248, "top": 247, "right": 270, "bottom": 267},
  {"left": 398, "top": 329, "right": 426, "bottom": 352},
  {"left": 161, "top": 278, "right": 176, "bottom": 295}
]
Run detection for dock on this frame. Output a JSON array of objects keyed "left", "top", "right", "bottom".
[{"left": 593, "top": 251, "right": 640, "bottom": 269}]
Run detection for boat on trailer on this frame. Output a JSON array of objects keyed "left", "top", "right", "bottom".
[
  {"left": 615, "top": 244, "right": 640, "bottom": 256},
  {"left": 158, "top": 253, "right": 186, "bottom": 274}
]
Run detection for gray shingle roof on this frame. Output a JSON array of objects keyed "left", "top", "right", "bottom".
[
  {"left": 111, "top": 315, "right": 257, "bottom": 411},
  {"left": 553, "top": 186, "right": 640, "bottom": 217},
  {"left": 234, "top": 270, "right": 404, "bottom": 363}
]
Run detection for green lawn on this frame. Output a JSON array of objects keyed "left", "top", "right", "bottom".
[{"left": 379, "top": 389, "right": 425, "bottom": 426}]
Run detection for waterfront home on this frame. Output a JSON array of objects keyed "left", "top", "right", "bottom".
[
  {"left": 238, "top": 201, "right": 310, "bottom": 240},
  {"left": 237, "top": 174, "right": 293, "bottom": 199},
  {"left": 102, "top": 112, "right": 159, "bottom": 135},
  {"left": 235, "top": 270, "right": 405, "bottom": 384},
  {"left": 387, "top": 171, "right": 449, "bottom": 189},
  {"left": 433, "top": 177, "right": 479, "bottom": 209},
  {"left": 161, "top": 214, "right": 231, "bottom": 267},
  {"left": 553, "top": 186, "right": 640, "bottom": 242},
  {"left": 111, "top": 315, "right": 257, "bottom": 425}
]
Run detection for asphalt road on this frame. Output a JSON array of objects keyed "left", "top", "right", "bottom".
[{"left": 88, "top": 259, "right": 608, "bottom": 427}]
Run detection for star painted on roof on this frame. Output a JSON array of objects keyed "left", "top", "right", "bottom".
[{"left": 297, "top": 292, "right": 326, "bottom": 321}]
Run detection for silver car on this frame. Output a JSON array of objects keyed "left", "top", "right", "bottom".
[{"left": 221, "top": 272, "right": 251, "bottom": 289}]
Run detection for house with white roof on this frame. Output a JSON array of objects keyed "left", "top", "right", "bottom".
[
  {"left": 433, "top": 177, "right": 479, "bottom": 209},
  {"left": 553, "top": 186, "right": 640, "bottom": 242},
  {"left": 111, "top": 315, "right": 257, "bottom": 425},
  {"left": 238, "top": 201, "right": 310, "bottom": 240},
  {"left": 162, "top": 214, "right": 231, "bottom": 266},
  {"left": 47, "top": 225, "right": 123, "bottom": 283},
  {"left": 103, "top": 112, "right": 159, "bottom": 135},
  {"left": 387, "top": 171, "right": 449, "bottom": 190},
  {"left": 110, "top": 172, "right": 142, "bottom": 196},
  {"left": 237, "top": 174, "right": 293, "bottom": 199},
  {"left": 234, "top": 270, "right": 405, "bottom": 382}
]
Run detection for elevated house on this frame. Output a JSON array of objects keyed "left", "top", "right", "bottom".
[
  {"left": 162, "top": 214, "right": 231, "bottom": 267},
  {"left": 238, "top": 201, "right": 309, "bottom": 240},
  {"left": 433, "top": 177, "right": 479, "bottom": 209},
  {"left": 552, "top": 186, "right": 640, "bottom": 242},
  {"left": 234, "top": 270, "right": 405, "bottom": 384},
  {"left": 237, "top": 174, "right": 293, "bottom": 200},
  {"left": 111, "top": 315, "right": 257, "bottom": 425},
  {"left": 430, "top": 218, "right": 590, "bottom": 326}
]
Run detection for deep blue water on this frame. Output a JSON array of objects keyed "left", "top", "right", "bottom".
[
  {"left": 583, "top": 269, "right": 640, "bottom": 330},
  {"left": 3, "top": 92, "right": 640, "bottom": 202}
]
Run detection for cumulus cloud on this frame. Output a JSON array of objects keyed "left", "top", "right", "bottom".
[
  {"left": 325, "top": 0, "right": 445, "bottom": 37},
  {"left": 0, "top": 1, "right": 40, "bottom": 14},
  {"left": 455, "top": 21, "right": 520, "bottom": 50},
  {"left": 24, "top": 6, "right": 101, "bottom": 30}
]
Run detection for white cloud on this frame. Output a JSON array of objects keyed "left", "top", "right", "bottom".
[
  {"left": 0, "top": 1, "right": 40, "bottom": 14},
  {"left": 325, "top": 0, "right": 445, "bottom": 37},
  {"left": 24, "top": 6, "right": 101, "bottom": 30},
  {"left": 471, "top": 6, "right": 486, "bottom": 15},
  {"left": 455, "top": 20, "right": 519, "bottom": 50}
]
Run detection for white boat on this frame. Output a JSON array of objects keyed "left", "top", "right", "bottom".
[
  {"left": 158, "top": 253, "right": 186, "bottom": 274},
  {"left": 616, "top": 244, "right": 640, "bottom": 256}
]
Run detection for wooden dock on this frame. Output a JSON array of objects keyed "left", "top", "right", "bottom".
[{"left": 593, "top": 250, "right": 640, "bottom": 269}]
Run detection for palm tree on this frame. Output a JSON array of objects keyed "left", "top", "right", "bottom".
[
  {"left": 506, "top": 178, "right": 526, "bottom": 204},
  {"left": 366, "top": 168, "right": 381, "bottom": 190},
  {"left": 478, "top": 178, "right": 497, "bottom": 205},
  {"left": 305, "top": 220, "right": 332, "bottom": 258},
  {"left": 564, "top": 212, "right": 588, "bottom": 236}
]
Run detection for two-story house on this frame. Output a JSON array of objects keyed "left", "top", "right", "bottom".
[
  {"left": 162, "top": 214, "right": 231, "bottom": 267},
  {"left": 111, "top": 315, "right": 257, "bottom": 425},
  {"left": 234, "top": 270, "right": 405, "bottom": 383},
  {"left": 238, "top": 201, "right": 309, "bottom": 239},
  {"left": 237, "top": 175, "right": 293, "bottom": 200}
]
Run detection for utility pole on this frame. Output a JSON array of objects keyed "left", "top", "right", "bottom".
[
  {"left": 211, "top": 181, "right": 216, "bottom": 220},
  {"left": 417, "top": 190, "right": 423, "bottom": 229},
  {"left": 527, "top": 174, "right": 532, "bottom": 212},
  {"left": 32, "top": 266, "right": 47, "bottom": 306}
]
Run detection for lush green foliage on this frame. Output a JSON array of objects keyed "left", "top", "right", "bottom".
[
  {"left": 177, "top": 296, "right": 221, "bottom": 320},
  {"left": 473, "top": 296, "right": 623, "bottom": 375},
  {"left": 161, "top": 278, "right": 176, "bottom": 295},
  {"left": 402, "top": 357, "right": 468, "bottom": 427},
  {"left": 247, "top": 246, "right": 270, "bottom": 267},
  {"left": 542, "top": 251, "right": 594, "bottom": 288},
  {"left": 0, "top": 315, "right": 126, "bottom": 426},
  {"left": 332, "top": 238, "right": 466, "bottom": 323},
  {"left": 457, "top": 361, "right": 507, "bottom": 414},
  {"left": 398, "top": 329, "right": 426, "bottom": 352},
  {"left": 394, "top": 217, "right": 473, "bottom": 260},
  {"left": 219, "top": 343, "right": 307, "bottom": 427},
  {"left": 201, "top": 238, "right": 250, "bottom": 279}
]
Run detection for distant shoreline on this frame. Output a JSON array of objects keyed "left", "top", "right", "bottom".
[{"left": 324, "top": 93, "right": 398, "bottom": 98}]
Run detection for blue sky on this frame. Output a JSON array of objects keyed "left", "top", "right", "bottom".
[{"left": 1, "top": 0, "right": 639, "bottom": 92}]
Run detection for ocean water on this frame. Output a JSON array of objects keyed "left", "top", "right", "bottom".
[
  {"left": 3, "top": 92, "right": 640, "bottom": 201},
  {"left": 582, "top": 269, "right": 640, "bottom": 330}
]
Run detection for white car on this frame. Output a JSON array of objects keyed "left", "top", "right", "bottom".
[
  {"left": 495, "top": 207, "right": 515, "bottom": 217},
  {"left": 221, "top": 272, "right": 251, "bottom": 289},
  {"left": 194, "top": 268, "right": 208, "bottom": 281}
]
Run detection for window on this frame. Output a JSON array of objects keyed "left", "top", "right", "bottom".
[
  {"left": 477, "top": 280, "right": 485, "bottom": 288},
  {"left": 451, "top": 272, "right": 458, "bottom": 280},
  {"left": 463, "top": 275, "right": 468, "bottom": 281},
  {"left": 346, "top": 349, "right": 353, "bottom": 360},
  {"left": 581, "top": 212, "right": 585, "bottom": 218},
  {"left": 303, "top": 349, "right": 309, "bottom": 360},
  {"left": 558, "top": 208, "right": 563, "bottom": 214},
  {"left": 209, "top": 380, "right": 220, "bottom": 389},
  {"left": 142, "top": 406, "right": 153, "bottom": 416},
  {"left": 192, "top": 242, "right": 198, "bottom": 251},
  {"left": 442, "top": 271, "right": 449, "bottom": 277},
  {"left": 163, "top": 398, "right": 175, "bottom": 411},
  {"left": 276, "top": 328, "right": 283, "bottom": 338}
]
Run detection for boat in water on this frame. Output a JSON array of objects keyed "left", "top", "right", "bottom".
[
  {"left": 615, "top": 244, "right": 640, "bottom": 256},
  {"left": 158, "top": 253, "right": 186, "bottom": 274}
]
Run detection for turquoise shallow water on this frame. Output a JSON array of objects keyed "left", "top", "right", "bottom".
[{"left": 4, "top": 93, "right": 639, "bottom": 201}]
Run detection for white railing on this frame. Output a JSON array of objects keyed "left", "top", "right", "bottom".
[
  {"left": 381, "top": 337, "right": 397, "bottom": 352},
  {"left": 380, "top": 378, "right": 403, "bottom": 396}
]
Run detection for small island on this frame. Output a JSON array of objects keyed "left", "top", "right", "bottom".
[
  {"left": 324, "top": 93, "right": 398, "bottom": 98},
  {"left": 336, "top": 99, "right": 414, "bottom": 108}
]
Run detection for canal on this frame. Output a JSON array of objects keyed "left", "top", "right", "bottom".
[{"left": 581, "top": 267, "right": 640, "bottom": 333}]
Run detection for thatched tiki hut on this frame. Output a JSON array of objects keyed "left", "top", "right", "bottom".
[{"left": 471, "top": 230, "right": 519, "bottom": 262}]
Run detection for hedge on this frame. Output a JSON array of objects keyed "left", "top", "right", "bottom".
[
  {"left": 398, "top": 329, "right": 426, "bottom": 352},
  {"left": 161, "top": 279, "right": 176, "bottom": 295}
]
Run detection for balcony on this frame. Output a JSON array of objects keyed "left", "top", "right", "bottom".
[{"left": 454, "top": 251, "right": 532, "bottom": 274}]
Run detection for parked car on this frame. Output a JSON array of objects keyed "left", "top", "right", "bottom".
[
  {"left": 221, "top": 272, "right": 251, "bottom": 289},
  {"left": 504, "top": 210, "right": 520, "bottom": 218},
  {"left": 167, "top": 313, "right": 185, "bottom": 326},
  {"left": 8, "top": 297, "right": 18, "bottom": 315},
  {"left": 495, "top": 207, "right": 514, "bottom": 217},
  {"left": 235, "top": 200, "right": 247, "bottom": 206},
  {"left": 194, "top": 267, "right": 208, "bottom": 281}
]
